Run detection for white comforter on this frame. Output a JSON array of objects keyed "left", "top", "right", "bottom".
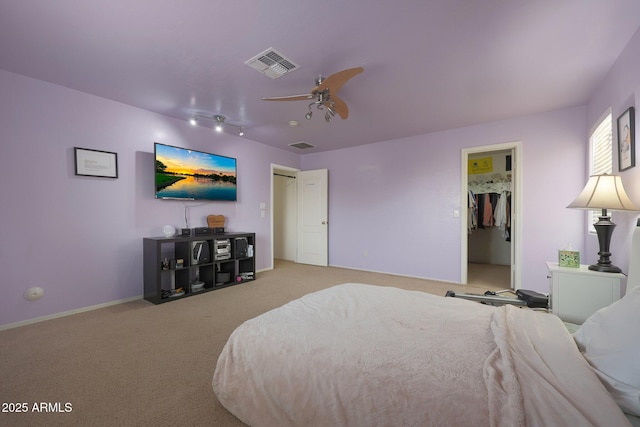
[{"left": 213, "top": 283, "right": 630, "bottom": 426}]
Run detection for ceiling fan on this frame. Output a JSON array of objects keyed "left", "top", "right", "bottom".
[{"left": 262, "top": 67, "right": 364, "bottom": 122}]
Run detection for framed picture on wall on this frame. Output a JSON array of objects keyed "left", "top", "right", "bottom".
[
  {"left": 617, "top": 106, "right": 635, "bottom": 172},
  {"left": 74, "top": 147, "right": 119, "bottom": 178}
]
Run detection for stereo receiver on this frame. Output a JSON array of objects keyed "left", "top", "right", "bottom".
[{"left": 214, "top": 239, "right": 231, "bottom": 260}]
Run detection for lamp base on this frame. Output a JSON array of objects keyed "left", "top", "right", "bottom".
[
  {"left": 591, "top": 214, "right": 621, "bottom": 273},
  {"left": 588, "top": 263, "right": 622, "bottom": 273}
]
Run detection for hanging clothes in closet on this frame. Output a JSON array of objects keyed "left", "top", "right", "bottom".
[{"left": 468, "top": 182, "right": 511, "bottom": 241}]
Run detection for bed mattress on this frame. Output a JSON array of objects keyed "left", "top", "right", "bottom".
[{"left": 213, "top": 283, "right": 630, "bottom": 426}]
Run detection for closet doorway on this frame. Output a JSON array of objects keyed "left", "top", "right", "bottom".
[
  {"left": 270, "top": 164, "right": 329, "bottom": 269},
  {"left": 461, "top": 142, "right": 522, "bottom": 290},
  {"left": 271, "top": 165, "right": 299, "bottom": 268}
]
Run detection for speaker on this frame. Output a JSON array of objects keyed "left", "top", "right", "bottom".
[
  {"left": 180, "top": 228, "right": 191, "bottom": 237},
  {"left": 191, "top": 241, "right": 210, "bottom": 265},
  {"left": 194, "top": 227, "right": 211, "bottom": 236},
  {"left": 213, "top": 227, "right": 225, "bottom": 234},
  {"left": 235, "top": 237, "right": 248, "bottom": 258}
]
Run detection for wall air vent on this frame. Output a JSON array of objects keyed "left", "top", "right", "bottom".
[
  {"left": 245, "top": 48, "right": 299, "bottom": 79},
  {"left": 289, "top": 142, "right": 315, "bottom": 149}
]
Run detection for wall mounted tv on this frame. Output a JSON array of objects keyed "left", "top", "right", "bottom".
[{"left": 154, "top": 142, "right": 237, "bottom": 201}]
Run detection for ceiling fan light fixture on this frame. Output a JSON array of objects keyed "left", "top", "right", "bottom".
[{"left": 262, "top": 66, "right": 364, "bottom": 123}]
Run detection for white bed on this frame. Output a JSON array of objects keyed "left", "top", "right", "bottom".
[{"left": 213, "top": 282, "right": 640, "bottom": 426}]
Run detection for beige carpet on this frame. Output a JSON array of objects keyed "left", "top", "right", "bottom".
[
  {"left": 467, "top": 262, "right": 511, "bottom": 290},
  {"left": 0, "top": 261, "right": 504, "bottom": 427}
]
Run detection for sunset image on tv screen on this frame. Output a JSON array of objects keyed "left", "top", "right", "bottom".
[{"left": 155, "top": 143, "right": 237, "bottom": 201}]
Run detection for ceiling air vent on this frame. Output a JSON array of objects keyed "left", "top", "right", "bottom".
[
  {"left": 289, "top": 141, "right": 315, "bottom": 150},
  {"left": 245, "top": 48, "right": 299, "bottom": 79}
]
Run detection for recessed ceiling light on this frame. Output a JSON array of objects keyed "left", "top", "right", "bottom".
[{"left": 288, "top": 120, "right": 300, "bottom": 127}]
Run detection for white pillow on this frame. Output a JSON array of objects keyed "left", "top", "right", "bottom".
[{"left": 574, "top": 285, "right": 640, "bottom": 416}]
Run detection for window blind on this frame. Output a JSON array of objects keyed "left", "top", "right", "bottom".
[{"left": 588, "top": 112, "right": 613, "bottom": 231}]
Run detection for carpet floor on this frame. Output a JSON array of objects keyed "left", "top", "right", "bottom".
[{"left": 0, "top": 260, "right": 504, "bottom": 427}]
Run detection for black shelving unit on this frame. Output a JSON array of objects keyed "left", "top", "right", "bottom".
[{"left": 143, "top": 232, "right": 255, "bottom": 304}]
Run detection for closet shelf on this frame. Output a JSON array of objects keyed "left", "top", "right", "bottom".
[{"left": 469, "top": 182, "right": 511, "bottom": 194}]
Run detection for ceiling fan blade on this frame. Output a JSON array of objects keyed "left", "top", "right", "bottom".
[
  {"left": 261, "top": 94, "right": 313, "bottom": 101},
  {"left": 328, "top": 95, "right": 349, "bottom": 119},
  {"left": 316, "top": 67, "right": 364, "bottom": 95}
]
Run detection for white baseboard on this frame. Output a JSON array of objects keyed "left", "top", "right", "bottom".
[
  {"left": 328, "top": 263, "right": 462, "bottom": 285},
  {"left": 2, "top": 269, "right": 271, "bottom": 330},
  {"left": 0, "top": 295, "right": 143, "bottom": 331},
  {"left": 5, "top": 265, "right": 407, "bottom": 330}
]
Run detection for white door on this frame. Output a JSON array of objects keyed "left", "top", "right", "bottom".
[{"left": 296, "top": 169, "right": 328, "bottom": 266}]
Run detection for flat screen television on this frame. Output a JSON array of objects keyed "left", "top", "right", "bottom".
[{"left": 154, "top": 142, "right": 237, "bottom": 201}]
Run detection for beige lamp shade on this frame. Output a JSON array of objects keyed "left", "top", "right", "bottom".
[{"left": 567, "top": 174, "right": 640, "bottom": 211}]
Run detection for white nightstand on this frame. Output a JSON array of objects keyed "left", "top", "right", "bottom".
[{"left": 546, "top": 262, "right": 625, "bottom": 324}]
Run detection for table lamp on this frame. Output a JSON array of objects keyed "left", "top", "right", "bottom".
[{"left": 567, "top": 173, "right": 639, "bottom": 273}]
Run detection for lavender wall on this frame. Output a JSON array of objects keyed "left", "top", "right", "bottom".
[
  {"left": 586, "top": 28, "right": 640, "bottom": 277},
  {"left": 0, "top": 70, "right": 300, "bottom": 327},
  {"left": 3, "top": 27, "right": 639, "bottom": 327},
  {"left": 302, "top": 106, "right": 587, "bottom": 291}
]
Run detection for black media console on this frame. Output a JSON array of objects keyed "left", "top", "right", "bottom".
[{"left": 143, "top": 232, "right": 255, "bottom": 304}]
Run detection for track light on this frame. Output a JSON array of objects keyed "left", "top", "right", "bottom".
[
  {"left": 305, "top": 111, "right": 313, "bottom": 120},
  {"left": 188, "top": 113, "right": 245, "bottom": 136},
  {"left": 214, "top": 115, "right": 224, "bottom": 132}
]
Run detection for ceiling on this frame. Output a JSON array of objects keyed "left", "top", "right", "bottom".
[{"left": 1, "top": 1, "right": 639, "bottom": 154}]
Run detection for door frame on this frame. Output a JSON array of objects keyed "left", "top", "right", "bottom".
[{"left": 460, "top": 141, "right": 523, "bottom": 289}]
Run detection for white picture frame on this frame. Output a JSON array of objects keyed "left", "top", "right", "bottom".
[{"left": 74, "top": 147, "right": 118, "bottom": 178}]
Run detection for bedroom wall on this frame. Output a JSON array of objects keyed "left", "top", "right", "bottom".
[
  {"left": 586, "top": 27, "right": 640, "bottom": 278},
  {"left": 301, "top": 106, "right": 588, "bottom": 292},
  {"left": 3, "top": 26, "right": 638, "bottom": 328},
  {"left": 0, "top": 70, "right": 300, "bottom": 327},
  {"left": 303, "top": 28, "right": 640, "bottom": 291}
]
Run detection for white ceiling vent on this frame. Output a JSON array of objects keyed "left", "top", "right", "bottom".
[
  {"left": 289, "top": 141, "right": 315, "bottom": 149},
  {"left": 245, "top": 48, "right": 299, "bottom": 79}
]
